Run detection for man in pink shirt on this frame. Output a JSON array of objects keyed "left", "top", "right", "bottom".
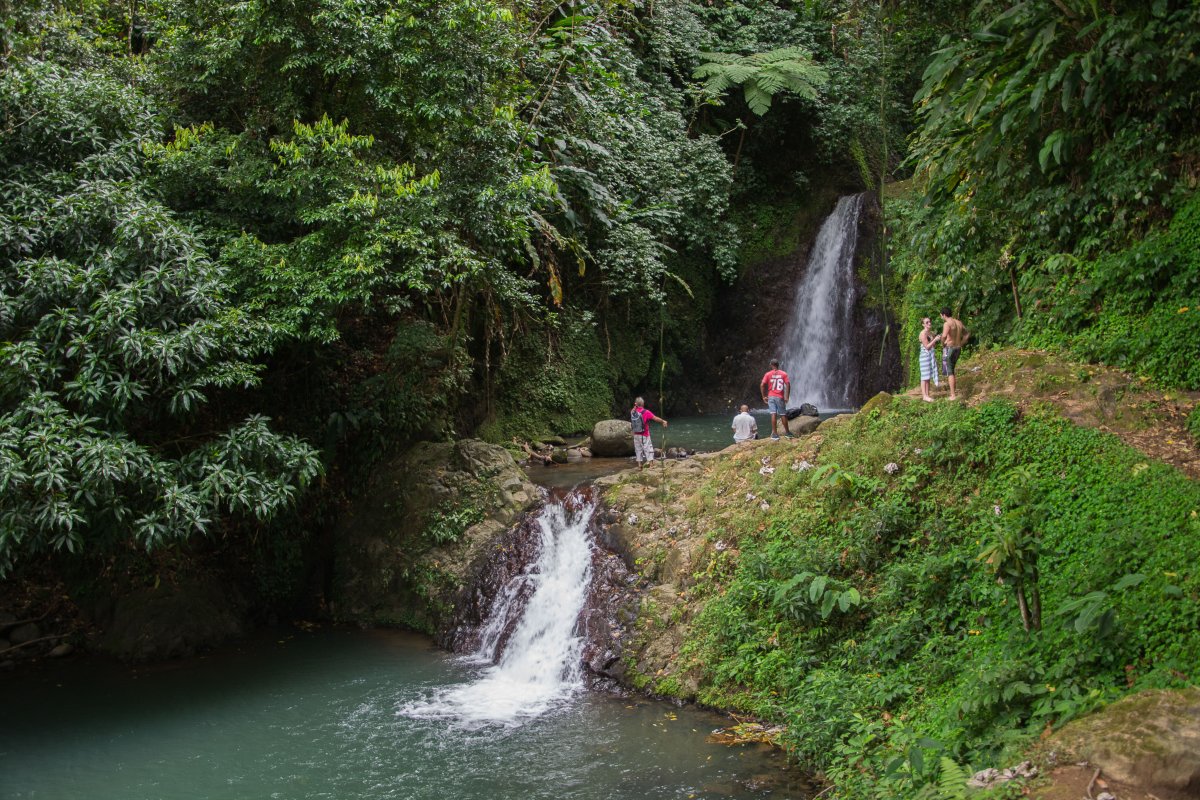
[
  {"left": 760, "top": 359, "right": 792, "bottom": 440},
  {"left": 631, "top": 396, "right": 668, "bottom": 469}
]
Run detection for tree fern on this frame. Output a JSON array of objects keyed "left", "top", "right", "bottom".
[{"left": 694, "top": 47, "right": 828, "bottom": 115}]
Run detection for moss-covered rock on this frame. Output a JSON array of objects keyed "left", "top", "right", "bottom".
[
  {"left": 331, "top": 439, "right": 540, "bottom": 634},
  {"left": 1050, "top": 688, "right": 1200, "bottom": 797}
]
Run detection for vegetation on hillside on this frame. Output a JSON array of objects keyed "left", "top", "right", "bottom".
[
  {"left": 897, "top": 0, "right": 1200, "bottom": 390},
  {"left": 613, "top": 389, "right": 1200, "bottom": 797}
]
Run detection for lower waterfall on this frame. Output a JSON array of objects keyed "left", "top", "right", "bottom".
[{"left": 400, "top": 494, "right": 596, "bottom": 728}]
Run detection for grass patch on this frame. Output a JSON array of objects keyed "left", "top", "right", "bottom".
[{"left": 641, "top": 397, "right": 1200, "bottom": 797}]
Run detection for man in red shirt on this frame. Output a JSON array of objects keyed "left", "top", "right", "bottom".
[{"left": 760, "top": 359, "right": 792, "bottom": 440}]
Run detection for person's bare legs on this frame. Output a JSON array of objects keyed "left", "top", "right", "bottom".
[
  {"left": 921, "top": 379, "right": 934, "bottom": 401},
  {"left": 948, "top": 374, "right": 957, "bottom": 401}
]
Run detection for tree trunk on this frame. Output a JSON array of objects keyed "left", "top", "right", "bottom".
[
  {"left": 1016, "top": 583, "right": 1032, "bottom": 632},
  {"left": 1028, "top": 584, "right": 1042, "bottom": 631}
]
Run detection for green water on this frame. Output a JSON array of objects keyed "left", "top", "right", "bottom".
[
  {"left": 0, "top": 627, "right": 812, "bottom": 799},
  {"left": 526, "top": 412, "right": 840, "bottom": 488}
]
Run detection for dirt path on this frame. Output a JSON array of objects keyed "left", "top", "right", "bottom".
[{"left": 904, "top": 348, "right": 1200, "bottom": 480}]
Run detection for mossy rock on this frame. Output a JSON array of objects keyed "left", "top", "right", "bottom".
[
  {"left": 331, "top": 439, "right": 540, "bottom": 632},
  {"left": 859, "top": 391, "right": 893, "bottom": 415},
  {"left": 1050, "top": 687, "right": 1200, "bottom": 797}
]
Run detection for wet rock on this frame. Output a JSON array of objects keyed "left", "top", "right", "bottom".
[
  {"left": 590, "top": 420, "right": 635, "bottom": 457},
  {"left": 790, "top": 416, "right": 821, "bottom": 435},
  {"left": 48, "top": 642, "right": 74, "bottom": 658},
  {"left": 440, "top": 510, "right": 544, "bottom": 654},
  {"left": 540, "top": 436, "right": 567, "bottom": 447},
  {"left": 550, "top": 448, "right": 569, "bottom": 464},
  {"left": 579, "top": 516, "right": 641, "bottom": 683}
]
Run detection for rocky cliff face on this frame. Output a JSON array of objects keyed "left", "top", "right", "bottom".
[
  {"left": 331, "top": 439, "right": 541, "bottom": 634},
  {"left": 849, "top": 197, "right": 903, "bottom": 406},
  {"left": 684, "top": 192, "right": 900, "bottom": 413},
  {"left": 589, "top": 451, "right": 750, "bottom": 696}
]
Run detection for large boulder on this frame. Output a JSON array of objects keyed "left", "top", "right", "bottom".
[
  {"left": 790, "top": 415, "right": 822, "bottom": 435},
  {"left": 591, "top": 419, "right": 634, "bottom": 457},
  {"left": 332, "top": 439, "right": 540, "bottom": 634},
  {"left": 1050, "top": 687, "right": 1200, "bottom": 797}
]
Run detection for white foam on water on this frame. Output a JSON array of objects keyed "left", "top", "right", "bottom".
[{"left": 399, "top": 498, "right": 595, "bottom": 729}]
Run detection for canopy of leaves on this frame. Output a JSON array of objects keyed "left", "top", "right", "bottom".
[
  {"left": 0, "top": 60, "right": 321, "bottom": 573},
  {"left": 694, "top": 47, "right": 828, "bottom": 116}
]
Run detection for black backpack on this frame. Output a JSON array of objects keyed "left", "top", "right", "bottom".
[{"left": 630, "top": 407, "right": 644, "bottom": 433}]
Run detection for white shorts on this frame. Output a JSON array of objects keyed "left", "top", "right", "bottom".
[{"left": 634, "top": 434, "right": 655, "bottom": 463}]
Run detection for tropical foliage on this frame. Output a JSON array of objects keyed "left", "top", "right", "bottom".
[
  {"left": 899, "top": 0, "right": 1200, "bottom": 386},
  {"left": 0, "top": 59, "right": 321, "bottom": 574},
  {"left": 654, "top": 396, "right": 1200, "bottom": 797}
]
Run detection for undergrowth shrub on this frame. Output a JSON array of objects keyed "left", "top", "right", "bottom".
[
  {"left": 679, "top": 398, "right": 1200, "bottom": 798},
  {"left": 478, "top": 312, "right": 615, "bottom": 442}
]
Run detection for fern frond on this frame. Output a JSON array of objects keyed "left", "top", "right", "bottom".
[
  {"left": 936, "top": 756, "right": 969, "bottom": 800},
  {"left": 743, "top": 82, "right": 772, "bottom": 116}
]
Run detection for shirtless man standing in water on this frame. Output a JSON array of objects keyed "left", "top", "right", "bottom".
[{"left": 939, "top": 307, "right": 969, "bottom": 401}]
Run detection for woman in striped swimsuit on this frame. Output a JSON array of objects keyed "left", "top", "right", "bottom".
[{"left": 919, "top": 317, "right": 941, "bottom": 402}]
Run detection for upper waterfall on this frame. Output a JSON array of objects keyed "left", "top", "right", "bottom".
[{"left": 777, "top": 193, "right": 866, "bottom": 410}]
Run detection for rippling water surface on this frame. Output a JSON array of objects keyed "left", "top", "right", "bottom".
[{"left": 0, "top": 627, "right": 812, "bottom": 799}]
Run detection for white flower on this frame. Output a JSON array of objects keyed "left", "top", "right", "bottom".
[
  {"left": 745, "top": 492, "right": 757, "bottom": 501},
  {"left": 993, "top": 505, "right": 1002, "bottom": 517},
  {"left": 714, "top": 540, "right": 728, "bottom": 552},
  {"left": 884, "top": 462, "right": 900, "bottom": 475},
  {"left": 759, "top": 501, "right": 771, "bottom": 511},
  {"left": 791, "top": 459, "right": 814, "bottom": 472},
  {"left": 628, "top": 513, "right": 639, "bottom": 525},
  {"left": 913, "top": 448, "right": 923, "bottom": 455},
  {"left": 759, "top": 466, "right": 775, "bottom": 476}
]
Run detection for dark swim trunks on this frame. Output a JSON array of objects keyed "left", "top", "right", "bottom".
[{"left": 942, "top": 346, "right": 961, "bottom": 377}]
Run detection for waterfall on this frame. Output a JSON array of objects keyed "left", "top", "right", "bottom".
[
  {"left": 399, "top": 495, "right": 595, "bottom": 728},
  {"left": 778, "top": 193, "right": 866, "bottom": 410}
]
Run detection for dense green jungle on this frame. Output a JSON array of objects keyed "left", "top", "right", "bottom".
[{"left": 2, "top": 0, "right": 1200, "bottom": 797}]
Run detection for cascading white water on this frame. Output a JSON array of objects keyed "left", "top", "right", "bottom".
[
  {"left": 777, "top": 193, "right": 866, "bottom": 410},
  {"left": 399, "top": 497, "right": 595, "bottom": 728}
]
